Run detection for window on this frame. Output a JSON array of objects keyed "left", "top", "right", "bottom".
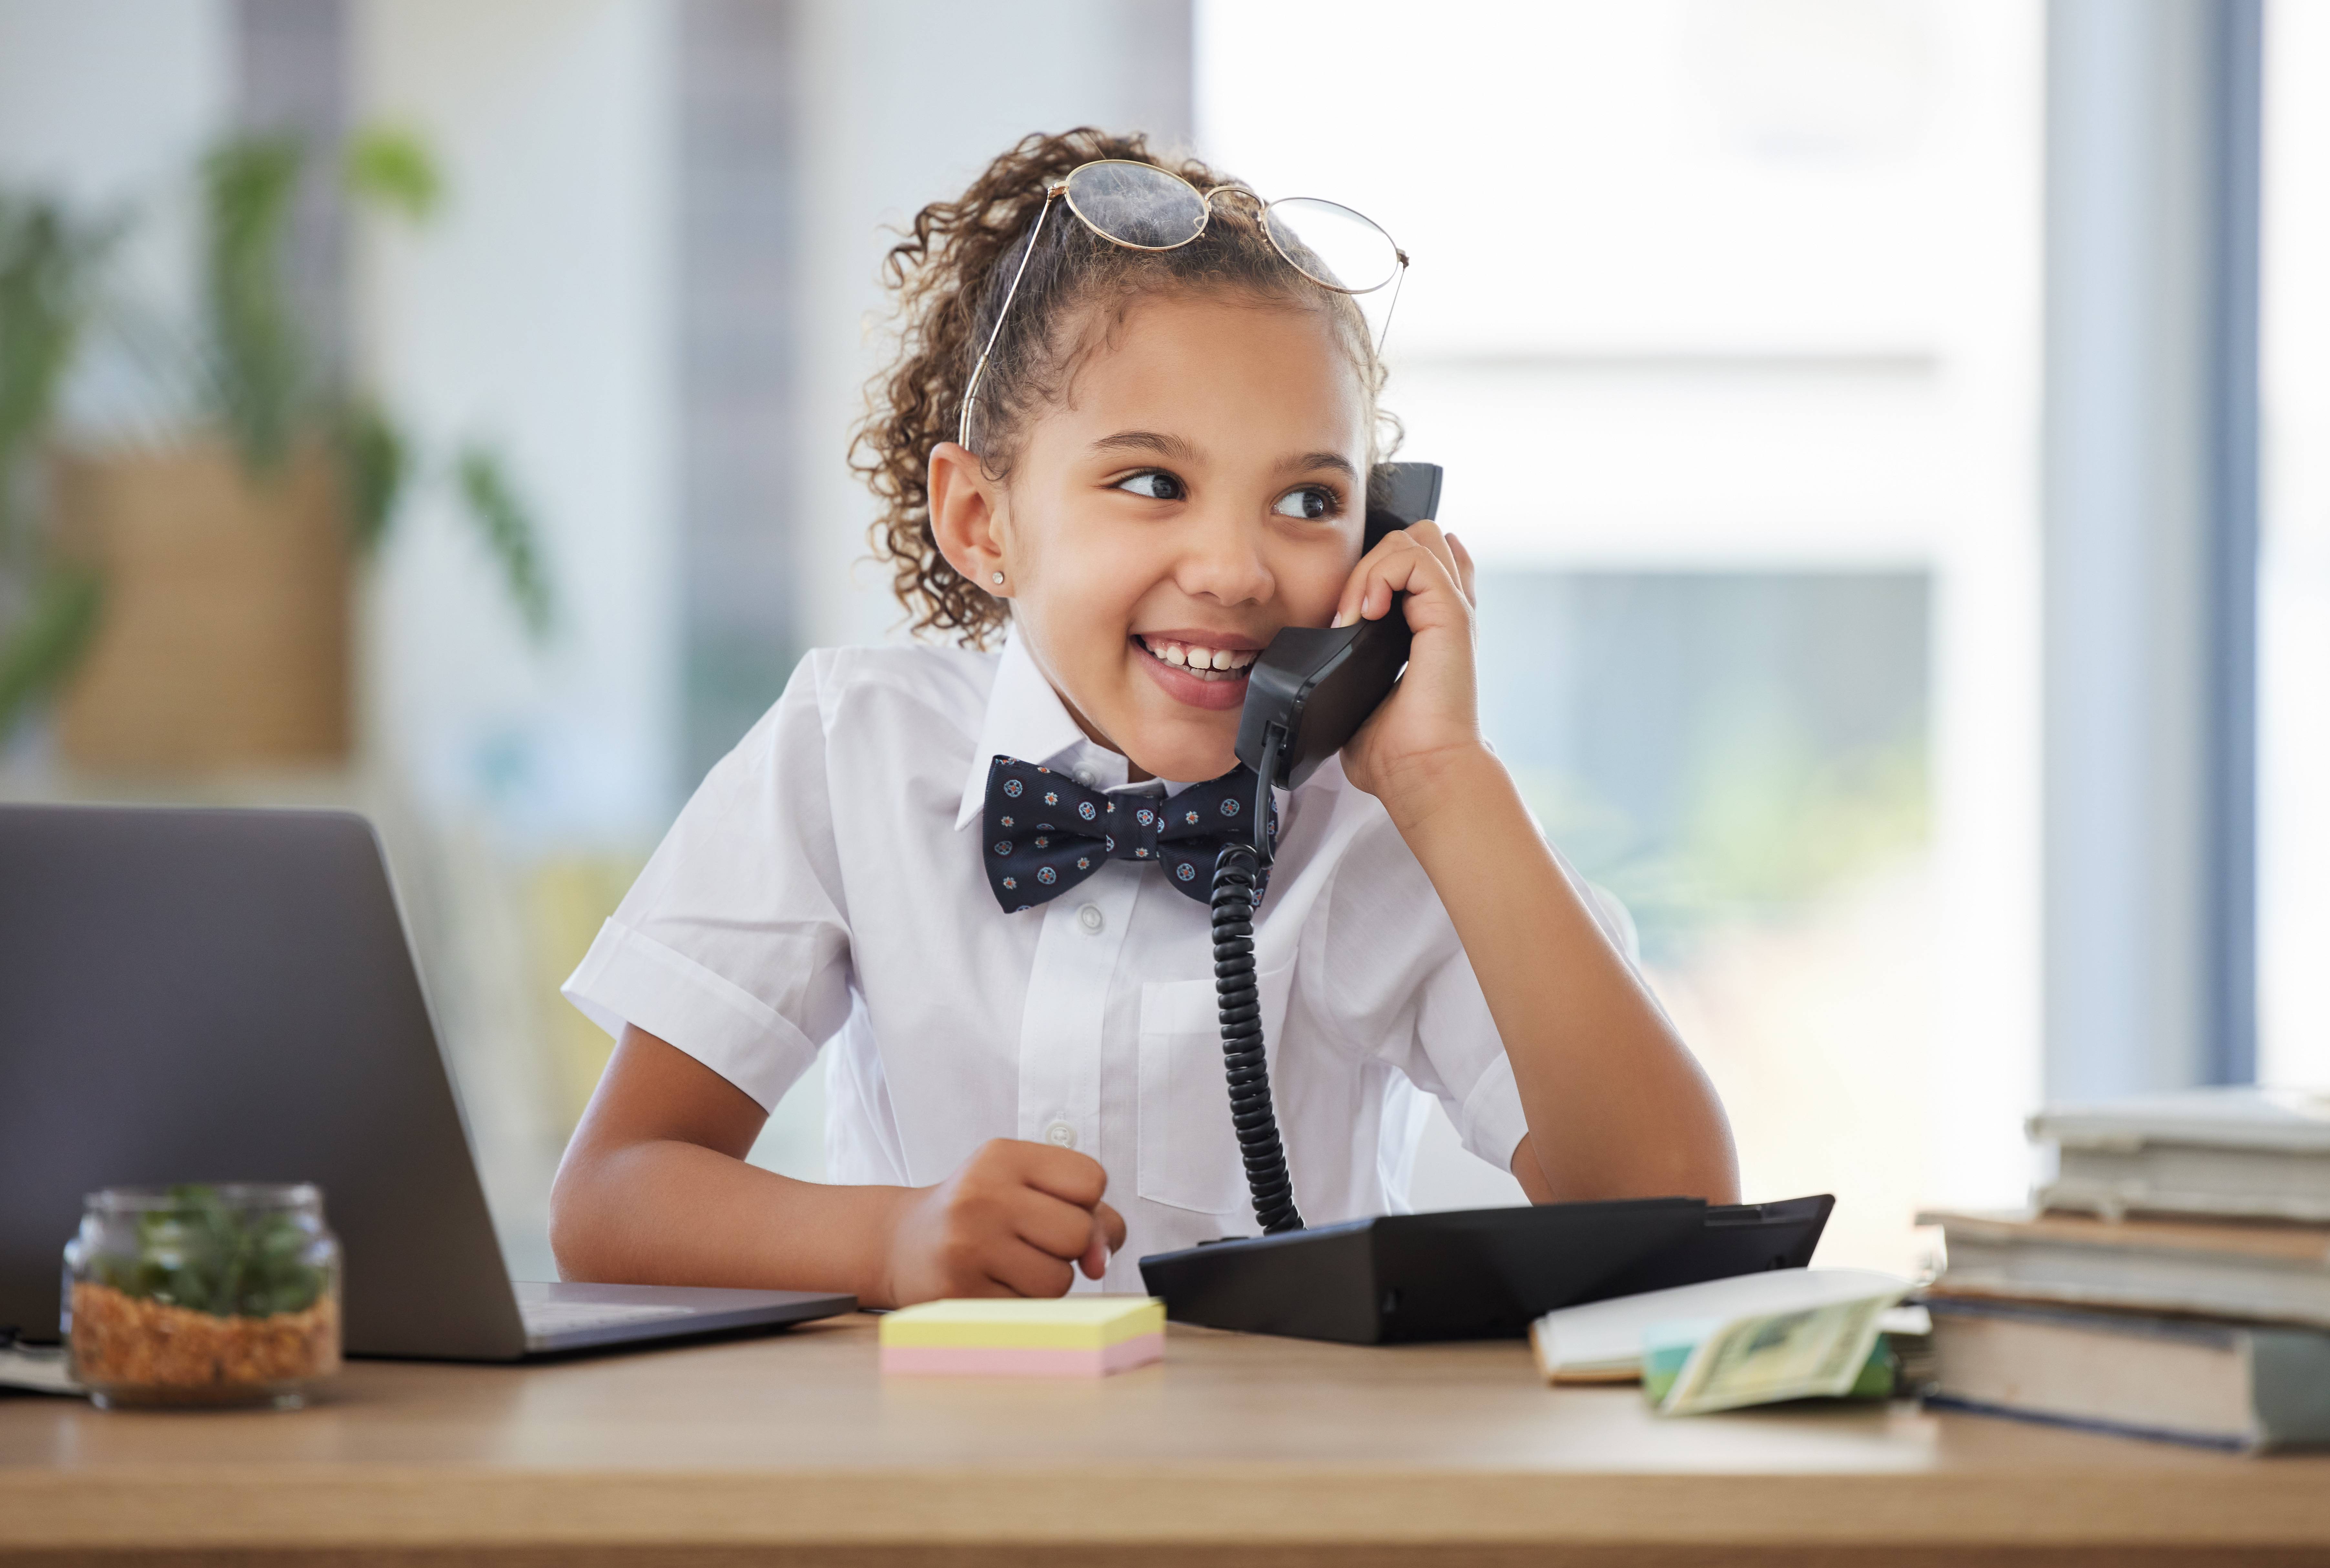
[
  {"left": 2260, "top": 0, "right": 2330, "bottom": 1085},
  {"left": 1201, "top": 0, "right": 2043, "bottom": 1269}
]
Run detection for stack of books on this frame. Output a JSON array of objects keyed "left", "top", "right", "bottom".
[{"left": 1919, "top": 1087, "right": 2330, "bottom": 1451}]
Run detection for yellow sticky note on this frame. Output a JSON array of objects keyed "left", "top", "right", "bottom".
[{"left": 878, "top": 1296, "right": 1165, "bottom": 1351}]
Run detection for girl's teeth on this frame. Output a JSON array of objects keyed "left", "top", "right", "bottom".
[{"left": 1142, "top": 637, "right": 1254, "bottom": 675}]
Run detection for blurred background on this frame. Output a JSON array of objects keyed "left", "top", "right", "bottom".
[{"left": 0, "top": 0, "right": 2309, "bottom": 1283}]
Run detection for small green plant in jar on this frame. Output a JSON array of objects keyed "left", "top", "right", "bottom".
[{"left": 64, "top": 1183, "right": 340, "bottom": 1409}]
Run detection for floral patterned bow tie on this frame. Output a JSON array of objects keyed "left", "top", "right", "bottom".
[{"left": 980, "top": 755, "right": 1277, "bottom": 911}]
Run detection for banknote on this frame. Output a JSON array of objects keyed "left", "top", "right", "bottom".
[{"left": 1650, "top": 1288, "right": 1904, "bottom": 1416}]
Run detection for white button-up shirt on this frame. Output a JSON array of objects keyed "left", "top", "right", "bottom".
[{"left": 563, "top": 633, "right": 1547, "bottom": 1288}]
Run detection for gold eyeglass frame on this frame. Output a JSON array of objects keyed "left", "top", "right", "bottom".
[{"left": 956, "top": 159, "right": 1409, "bottom": 449}]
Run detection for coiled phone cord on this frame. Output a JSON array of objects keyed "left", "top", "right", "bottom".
[{"left": 1209, "top": 722, "right": 1304, "bottom": 1235}]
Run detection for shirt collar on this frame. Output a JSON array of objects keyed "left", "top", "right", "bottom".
[
  {"left": 955, "top": 631, "right": 1131, "bottom": 829},
  {"left": 955, "top": 630, "right": 1277, "bottom": 828}
]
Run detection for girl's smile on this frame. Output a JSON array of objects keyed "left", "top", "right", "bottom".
[
  {"left": 929, "top": 292, "right": 1371, "bottom": 782},
  {"left": 1131, "top": 630, "right": 1262, "bottom": 710}
]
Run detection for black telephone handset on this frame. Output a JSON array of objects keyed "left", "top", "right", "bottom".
[
  {"left": 1148, "top": 457, "right": 1835, "bottom": 1342},
  {"left": 1207, "top": 462, "right": 1445, "bottom": 1237},
  {"left": 1230, "top": 462, "right": 1444, "bottom": 838}
]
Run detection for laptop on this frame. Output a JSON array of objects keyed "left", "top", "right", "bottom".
[{"left": 0, "top": 803, "right": 853, "bottom": 1358}]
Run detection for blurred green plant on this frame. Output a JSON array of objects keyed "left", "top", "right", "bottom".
[
  {"left": 0, "top": 565, "right": 100, "bottom": 736},
  {"left": 93, "top": 1185, "right": 325, "bottom": 1319},
  {"left": 0, "top": 195, "right": 116, "bottom": 738},
  {"left": 1677, "top": 729, "right": 1928, "bottom": 911},
  {"left": 336, "top": 395, "right": 408, "bottom": 555},
  {"left": 0, "top": 124, "right": 554, "bottom": 747},
  {"left": 456, "top": 444, "right": 551, "bottom": 639},
  {"left": 195, "top": 125, "right": 550, "bottom": 585},
  {"left": 1512, "top": 727, "right": 1930, "bottom": 966},
  {"left": 344, "top": 125, "right": 442, "bottom": 223},
  {"left": 202, "top": 133, "right": 307, "bottom": 473},
  {"left": 0, "top": 197, "right": 115, "bottom": 537}
]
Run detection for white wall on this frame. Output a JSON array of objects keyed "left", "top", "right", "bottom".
[
  {"left": 791, "top": 0, "right": 1192, "bottom": 653},
  {"left": 0, "top": 0, "right": 232, "bottom": 436},
  {"left": 354, "top": 0, "right": 681, "bottom": 846}
]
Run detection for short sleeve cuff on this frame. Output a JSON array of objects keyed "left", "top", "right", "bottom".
[
  {"left": 1454, "top": 1050, "right": 1531, "bottom": 1176},
  {"left": 561, "top": 919, "right": 820, "bottom": 1112}
]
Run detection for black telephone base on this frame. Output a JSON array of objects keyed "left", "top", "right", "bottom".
[{"left": 1136, "top": 1194, "right": 1833, "bottom": 1345}]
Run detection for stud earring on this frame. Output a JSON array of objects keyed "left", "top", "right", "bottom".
[{"left": 991, "top": 571, "right": 1005, "bottom": 586}]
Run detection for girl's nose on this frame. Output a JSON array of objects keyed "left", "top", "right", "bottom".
[{"left": 1175, "top": 506, "right": 1274, "bottom": 607}]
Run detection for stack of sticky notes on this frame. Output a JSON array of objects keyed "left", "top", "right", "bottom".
[{"left": 878, "top": 1296, "right": 1165, "bottom": 1377}]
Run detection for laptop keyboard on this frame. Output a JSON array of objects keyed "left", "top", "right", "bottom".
[{"left": 520, "top": 1299, "right": 698, "bottom": 1335}]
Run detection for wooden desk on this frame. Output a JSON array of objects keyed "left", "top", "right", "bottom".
[{"left": 4, "top": 1312, "right": 2328, "bottom": 1566}]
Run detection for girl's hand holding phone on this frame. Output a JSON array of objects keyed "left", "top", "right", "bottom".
[
  {"left": 880, "top": 1138, "right": 1125, "bottom": 1303},
  {"left": 1332, "top": 522, "right": 1484, "bottom": 815}
]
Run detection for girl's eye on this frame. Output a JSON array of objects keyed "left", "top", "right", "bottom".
[
  {"left": 1271, "top": 486, "right": 1336, "bottom": 521},
  {"left": 1114, "top": 471, "right": 1186, "bottom": 502}
]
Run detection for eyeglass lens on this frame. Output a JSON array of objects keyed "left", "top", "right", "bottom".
[
  {"left": 1263, "top": 197, "right": 1401, "bottom": 295},
  {"left": 1062, "top": 161, "right": 1207, "bottom": 249},
  {"left": 1061, "top": 162, "right": 1401, "bottom": 295}
]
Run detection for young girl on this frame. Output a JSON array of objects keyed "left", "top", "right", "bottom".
[{"left": 550, "top": 129, "right": 1736, "bottom": 1305}]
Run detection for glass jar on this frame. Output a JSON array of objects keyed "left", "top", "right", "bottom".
[{"left": 63, "top": 1183, "right": 341, "bottom": 1410}]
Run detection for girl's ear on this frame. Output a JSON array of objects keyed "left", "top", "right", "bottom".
[{"left": 928, "top": 442, "right": 1011, "bottom": 596}]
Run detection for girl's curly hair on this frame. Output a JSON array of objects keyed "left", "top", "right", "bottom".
[{"left": 850, "top": 127, "right": 1390, "bottom": 647}]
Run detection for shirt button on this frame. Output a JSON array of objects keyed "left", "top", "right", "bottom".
[
  {"left": 1074, "top": 765, "right": 1095, "bottom": 785},
  {"left": 1045, "top": 1120, "right": 1077, "bottom": 1149},
  {"left": 1077, "top": 903, "right": 1104, "bottom": 934}
]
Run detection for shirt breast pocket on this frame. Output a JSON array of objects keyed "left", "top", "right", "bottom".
[{"left": 1137, "top": 960, "right": 1296, "bottom": 1217}]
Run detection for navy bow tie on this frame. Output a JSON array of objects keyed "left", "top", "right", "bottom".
[{"left": 981, "top": 755, "right": 1278, "bottom": 911}]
